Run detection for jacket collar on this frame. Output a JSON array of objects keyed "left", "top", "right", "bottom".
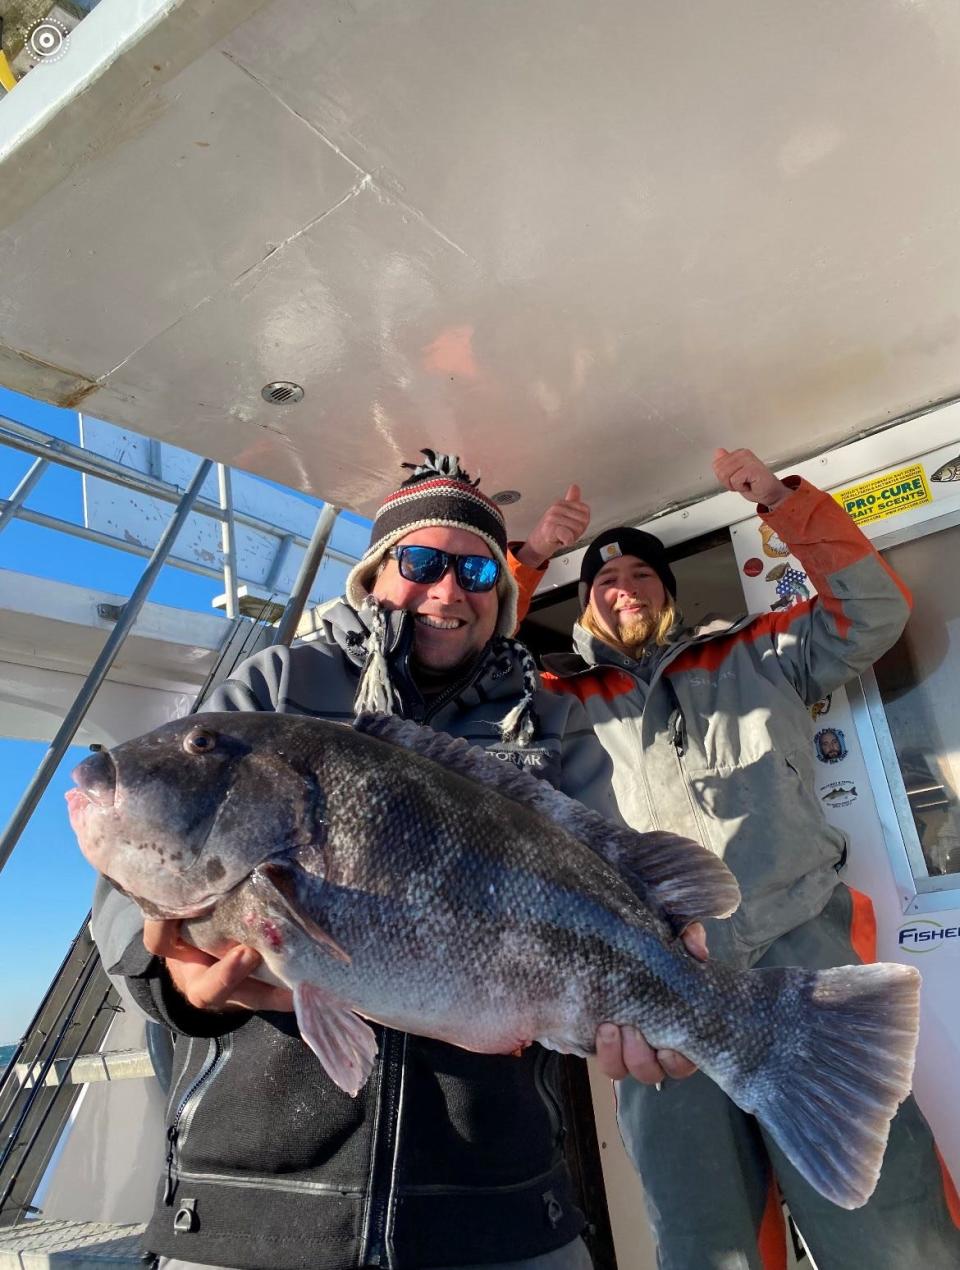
[
  {"left": 313, "top": 597, "right": 536, "bottom": 714},
  {"left": 543, "top": 611, "right": 751, "bottom": 683}
]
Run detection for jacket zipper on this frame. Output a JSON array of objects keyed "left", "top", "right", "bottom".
[
  {"left": 532, "top": 1049, "right": 565, "bottom": 1146},
  {"left": 359, "top": 1030, "right": 407, "bottom": 1268},
  {"left": 666, "top": 698, "right": 713, "bottom": 849},
  {"left": 163, "top": 1038, "right": 224, "bottom": 1206},
  {"left": 421, "top": 659, "right": 485, "bottom": 725},
  {"left": 355, "top": 653, "right": 499, "bottom": 1266}
]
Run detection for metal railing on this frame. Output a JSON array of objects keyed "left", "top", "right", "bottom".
[
  {"left": 0, "top": 415, "right": 343, "bottom": 1223},
  {"left": 0, "top": 415, "right": 356, "bottom": 585}
]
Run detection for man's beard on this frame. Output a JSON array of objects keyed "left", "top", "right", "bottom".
[{"left": 616, "top": 610, "right": 657, "bottom": 655}]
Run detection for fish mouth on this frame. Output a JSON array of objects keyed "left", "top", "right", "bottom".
[{"left": 70, "top": 749, "right": 117, "bottom": 808}]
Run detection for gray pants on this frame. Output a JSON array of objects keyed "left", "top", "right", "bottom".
[
  {"left": 158, "top": 1234, "right": 593, "bottom": 1270},
  {"left": 617, "top": 886, "right": 960, "bottom": 1270}
]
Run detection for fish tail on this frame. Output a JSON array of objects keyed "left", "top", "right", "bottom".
[{"left": 731, "top": 962, "right": 920, "bottom": 1210}]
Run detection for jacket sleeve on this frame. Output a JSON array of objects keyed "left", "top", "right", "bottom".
[
  {"left": 201, "top": 643, "right": 291, "bottom": 714},
  {"left": 507, "top": 545, "right": 549, "bottom": 630},
  {"left": 88, "top": 646, "right": 294, "bottom": 1037},
  {"left": 760, "top": 477, "right": 913, "bottom": 704},
  {"left": 92, "top": 877, "right": 245, "bottom": 1038},
  {"left": 552, "top": 695, "right": 624, "bottom": 825}
]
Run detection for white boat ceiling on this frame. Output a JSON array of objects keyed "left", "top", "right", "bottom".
[{"left": 2, "top": 0, "right": 960, "bottom": 535}]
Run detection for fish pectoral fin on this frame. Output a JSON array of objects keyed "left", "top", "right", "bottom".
[
  {"left": 256, "top": 861, "right": 351, "bottom": 964},
  {"left": 294, "top": 982, "right": 378, "bottom": 1097},
  {"left": 353, "top": 712, "right": 740, "bottom": 929}
]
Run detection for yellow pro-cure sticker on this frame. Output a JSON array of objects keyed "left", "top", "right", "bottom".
[{"left": 833, "top": 463, "right": 933, "bottom": 525}]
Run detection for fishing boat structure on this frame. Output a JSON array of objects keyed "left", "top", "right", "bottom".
[{"left": 2, "top": 2, "right": 960, "bottom": 1267}]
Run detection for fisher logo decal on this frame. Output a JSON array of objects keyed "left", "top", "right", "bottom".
[
  {"left": 810, "top": 694, "right": 832, "bottom": 721},
  {"left": 833, "top": 463, "right": 932, "bottom": 526},
  {"left": 759, "top": 524, "right": 790, "bottom": 558},
  {"left": 898, "top": 919, "right": 960, "bottom": 954},
  {"left": 599, "top": 541, "right": 622, "bottom": 561},
  {"left": 930, "top": 452, "right": 960, "bottom": 483},
  {"left": 767, "top": 563, "right": 809, "bottom": 610},
  {"left": 819, "top": 780, "right": 858, "bottom": 809},
  {"left": 743, "top": 557, "right": 763, "bottom": 578},
  {"left": 814, "top": 728, "right": 847, "bottom": 764}
]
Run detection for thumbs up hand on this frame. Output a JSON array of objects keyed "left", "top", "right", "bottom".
[
  {"left": 713, "top": 448, "right": 792, "bottom": 510},
  {"left": 516, "top": 484, "right": 592, "bottom": 568}
]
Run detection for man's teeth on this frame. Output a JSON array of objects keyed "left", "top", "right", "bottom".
[{"left": 416, "top": 615, "right": 463, "bottom": 630}]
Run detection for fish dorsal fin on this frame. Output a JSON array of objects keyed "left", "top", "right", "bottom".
[{"left": 353, "top": 712, "right": 740, "bottom": 930}]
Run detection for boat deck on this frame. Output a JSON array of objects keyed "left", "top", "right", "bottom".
[{"left": 0, "top": 1220, "right": 144, "bottom": 1270}]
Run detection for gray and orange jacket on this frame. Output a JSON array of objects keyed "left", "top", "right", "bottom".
[{"left": 519, "top": 478, "right": 912, "bottom": 968}]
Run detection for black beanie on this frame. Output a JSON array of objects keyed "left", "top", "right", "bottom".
[{"left": 579, "top": 527, "right": 677, "bottom": 609}]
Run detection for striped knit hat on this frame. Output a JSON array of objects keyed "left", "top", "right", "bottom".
[{"left": 345, "top": 450, "right": 518, "bottom": 636}]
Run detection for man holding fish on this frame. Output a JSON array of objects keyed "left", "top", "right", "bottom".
[
  {"left": 84, "top": 451, "right": 704, "bottom": 1270},
  {"left": 516, "top": 449, "right": 960, "bottom": 1269}
]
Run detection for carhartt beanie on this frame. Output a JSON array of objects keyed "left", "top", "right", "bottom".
[
  {"left": 345, "top": 449, "right": 518, "bottom": 636},
  {"left": 578, "top": 527, "right": 677, "bottom": 609}
]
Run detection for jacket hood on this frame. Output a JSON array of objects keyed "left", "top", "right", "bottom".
[{"left": 310, "top": 597, "right": 541, "bottom": 723}]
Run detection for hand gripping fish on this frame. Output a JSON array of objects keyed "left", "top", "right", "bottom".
[{"left": 67, "top": 711, "right": 920, "bottom": 1211}]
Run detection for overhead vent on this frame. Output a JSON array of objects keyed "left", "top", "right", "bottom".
[{"left": 261, "top": 381, "right": 304, "bottom": 405}]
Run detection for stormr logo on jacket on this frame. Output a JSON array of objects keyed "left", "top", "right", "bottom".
[{"left": 898, "top": 919, "right": 960, "bottom": 954}]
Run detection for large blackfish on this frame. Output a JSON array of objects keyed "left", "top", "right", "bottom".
[{"left": 68, "top": 711, "right": 920, "bottom": 1211}]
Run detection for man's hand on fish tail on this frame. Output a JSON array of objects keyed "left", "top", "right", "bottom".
[
  {"left": 144, "top": 919, "right": 295, "bottom": 1013},
  {"left": 594, "top": 922, "right": 707, "bottom": 1084}
]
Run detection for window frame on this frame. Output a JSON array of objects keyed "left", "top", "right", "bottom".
[{"left": 847, "top": 501, "right": 960, "bottom": 914}]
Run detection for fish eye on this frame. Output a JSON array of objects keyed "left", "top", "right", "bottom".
[{"left": 183, "top": 727, "right": 218, "bottom": 756}]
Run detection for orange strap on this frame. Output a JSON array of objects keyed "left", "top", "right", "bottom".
[
  {"left": 757, "top": 1177, "right": 787, "bottom": 1270},
  {"left": 847, "top": 886, "right": 878, "bottom": 965},
  {"left": 936, "top": 1148, "right": 960, "bottom": 1230}
]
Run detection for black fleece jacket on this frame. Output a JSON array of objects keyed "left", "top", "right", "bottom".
[{"left": 94, "top": 605, "right": 617, "bottom": 1269}]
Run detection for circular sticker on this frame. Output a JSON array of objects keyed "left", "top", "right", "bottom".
[
  {"left": 743, "top": 557, "right": 763, "bottom": 577},
  {"left": 814, "top": 728, "right": 847, "bottom": 764}
]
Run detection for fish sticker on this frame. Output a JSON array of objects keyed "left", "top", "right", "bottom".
[
  {"left": 815, "top": 727, "right": 847, "bottom": 764},
  {"left": 930, "top": 453, "right": 960, "bottom": 483},
  {"left": 820, "top": 781, "right": 858, "bottom": 808}
]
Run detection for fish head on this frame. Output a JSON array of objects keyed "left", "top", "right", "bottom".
[{"left": 67, "top": 714, "right": 326, "bottom": 919}]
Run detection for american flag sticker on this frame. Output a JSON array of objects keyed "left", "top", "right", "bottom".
[{"left": 600, "top": 541, "right": 622, "bottom": 560}]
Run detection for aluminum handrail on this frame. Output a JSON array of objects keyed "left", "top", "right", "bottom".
[
  {"left": 0, "top": 458, "right": 213, "bottom": 876},
  {"left": 0, "top": 415, "right": 356, "bottom": 566}
]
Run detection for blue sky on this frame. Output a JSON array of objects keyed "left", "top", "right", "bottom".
[{"left": 0, "top": 386, "right": 365, "bottom": 1042}]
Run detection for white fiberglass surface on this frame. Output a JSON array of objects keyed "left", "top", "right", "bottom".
[{"left": 1, "top": 1, "right": 960, "bottom": 535}]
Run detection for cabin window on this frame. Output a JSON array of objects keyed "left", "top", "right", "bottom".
[{"left": 868, "top": 522, "right": 960, "bottom": 889}]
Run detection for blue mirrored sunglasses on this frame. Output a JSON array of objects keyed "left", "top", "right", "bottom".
[{"left": 388, "top": 545, "right": 501, "bottom": 592}]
